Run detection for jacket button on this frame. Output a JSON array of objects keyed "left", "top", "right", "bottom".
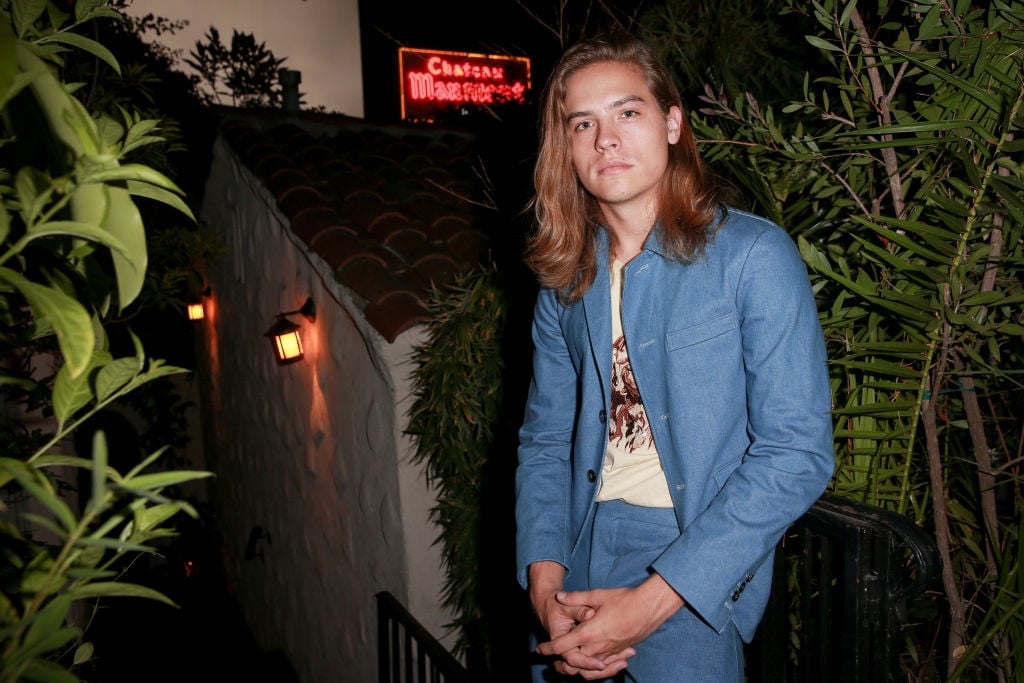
[
  {"left": 746, "top": 573, "right": 755, "bottom": 583},
  {"left": 731, "top": 591, "right": 740, "bottom": 602},
  {"left": 598, "top": 410, "right": 606, "bottom": 423},
  {"left": 587, "top": 470, "right": 597, "bottom": 483}
]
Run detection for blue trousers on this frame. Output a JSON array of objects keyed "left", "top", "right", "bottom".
[{"left": 531, "top": 500, "right": 743, "bottom": 683}]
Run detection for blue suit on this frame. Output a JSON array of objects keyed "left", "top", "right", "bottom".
[{"left": 515, "top": 208, "right": 835, "bottom": 647}]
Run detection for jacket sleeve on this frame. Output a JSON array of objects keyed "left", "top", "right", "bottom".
[
  {"left": 650, "top": 224, "right": 835, "bottom": 633},
  {"left": 515, "top": 288, "right": 577, "bottom": 589}
]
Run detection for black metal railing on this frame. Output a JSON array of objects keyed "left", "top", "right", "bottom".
[
  {"left": 378, "top": 494, "right": 939, "bottom": 682},
  {"left": 746, "top": 493, "right": 940, "bottom": 682},
  {"left": 377, "top": 590, "right": 471, "bottom": 683}
]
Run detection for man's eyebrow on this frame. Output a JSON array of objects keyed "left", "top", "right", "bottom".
[{"left": 566, "top": 94, "right": 647, "bottom": 123}]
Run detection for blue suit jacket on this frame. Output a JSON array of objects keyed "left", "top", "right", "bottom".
[{"left": 515, "top": 208, "right": 835, "bottom": 642}]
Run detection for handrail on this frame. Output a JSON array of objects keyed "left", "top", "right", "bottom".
[
  {"left": 746, "top": 493, "right": 940, "bottom": 683},
  {"left": 377, "top": 493, "right": 939, "bottom": 682},
  {"left": 376, "top": 591, "right": 471, "bottom": 683}
]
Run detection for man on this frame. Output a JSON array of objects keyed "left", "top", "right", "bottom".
[{"left": 515, "top": 33, "right": 835, "bottom": 682}]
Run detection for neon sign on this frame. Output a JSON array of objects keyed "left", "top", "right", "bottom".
[{"left": 398, "top": 47, "right": 531, "bottom": 122}]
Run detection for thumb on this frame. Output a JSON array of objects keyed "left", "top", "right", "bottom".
[{"left": 555, "top": 590, "right": 591, "bottom": 606}]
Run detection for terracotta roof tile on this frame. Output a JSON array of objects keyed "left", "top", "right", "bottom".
[
  {"left": 363, "top": 292, "right": 431, "bottom": 343},
  {"left": 218, "top": 112, "right": 491, "bottom": 340},
  {"left": 278, "top": 184, "right": 324, "bottom": 219}
]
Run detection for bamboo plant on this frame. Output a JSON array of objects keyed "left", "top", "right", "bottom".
[{"left": 682, "top": 0, "right": 1023, "bottom": 678}]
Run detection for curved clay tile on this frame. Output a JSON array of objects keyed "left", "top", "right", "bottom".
[
  {"left": 289, "top": 205, "right": 346, "bottom": 244},
  {"left": 400, "top": 196, "right": 451, "bottom": 228},
  {"left": 367, "top": 211, "right": 414, "bottom": 237},
  {"left": 336, "top": 256, "right": 416, "bottom": 305},
  {"left": 278, "top": 184, "right": 326, "bottom": 219},
  {"left": 362, "top": 292, "right": 430, "bottom": 343},
  {"left": 381, "top": 227, "right": 431, "bottom": 263},
  {"left": 444, "top": 228, "right": 488, "bottom": 265},
  {"left": 293, "top": 143, "right": 335, "bottom": 169},
  {"left": 408, "top": 251, "right": 460, "bottom": 291},
  {"left": 309, "top": 228, "right": 364, "bottom": 270},
  {"left": 342, "top": 191, "right": 393, "bottom": 231},
  {"left": 377, "top": 177, "right": 428, "bottom": 203},
  {"left": 401, "top": 152, "right": 435, "bottom": 170},
  {"left": 428, "top": 214, "right": 472, "bottom": 241},
  {"left": 267, "top": 123, "right": 316, "bottom": 148},
  {"left": 268, "top": 168, "right": 313, "bottom": 198},
  {"left": 252, "top": 151, "right": 292, "bottom": 179}
]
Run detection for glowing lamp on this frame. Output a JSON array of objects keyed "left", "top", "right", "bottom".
[
  {"left": 187, "top": 286, "right": 211, "bottom": 321},
  {"left": 187, "top": 302, "right": 205, "bottom": 320},
  {"left": 267, "top": 297, "right": 316, "bottom": 365}
]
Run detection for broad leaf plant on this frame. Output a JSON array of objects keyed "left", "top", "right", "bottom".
[{"left": 1, "top": 1, "right": 211, "bottom": 680}]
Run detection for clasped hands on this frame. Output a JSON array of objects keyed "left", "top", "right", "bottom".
[{"left": 532, "top": 567, "right": 684, "bottom": 680}]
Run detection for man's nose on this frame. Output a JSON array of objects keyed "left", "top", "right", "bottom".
[{"left": 595, "top": 125, "right": 619, "bottom": 151}]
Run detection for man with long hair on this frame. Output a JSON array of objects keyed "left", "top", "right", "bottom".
[{"left": 515, "top": 33, "right": 835, "bottom": 681}]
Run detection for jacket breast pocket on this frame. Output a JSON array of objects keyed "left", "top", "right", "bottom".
[{"left": 666, "top": 312, "right": 738, "bottom": 351}]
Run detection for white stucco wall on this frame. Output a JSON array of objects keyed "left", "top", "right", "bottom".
[{"left": 194, "top": 135, "right": 451, "bottom": 682}]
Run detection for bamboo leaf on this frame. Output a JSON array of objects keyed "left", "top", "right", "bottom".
[{"left": 119, "top": 470, "right": 214, "bottom": 491}]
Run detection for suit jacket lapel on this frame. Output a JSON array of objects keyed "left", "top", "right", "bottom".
[{"left": 582, "top": 230, "right": 612, "bottom": 401}]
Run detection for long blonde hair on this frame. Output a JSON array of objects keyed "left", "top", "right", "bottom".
[{"left": 525, "top": 33, "right": 724, "bottom": 303}]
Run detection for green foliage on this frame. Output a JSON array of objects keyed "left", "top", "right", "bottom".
[
  {"left": 185, "top": 26, "right": 288, "bottom": 109},
  {"left": 638, "top": 0, "right": 824, "bottom": 108},
  {"left": 0, "top": 1, "right": 211, "bottom": 679},
  {"left": 680, "top": 0, "right": 1023, "bottom": 678},
  {"left": 406, "top": 267, "right": 508, "bottom": 658}
]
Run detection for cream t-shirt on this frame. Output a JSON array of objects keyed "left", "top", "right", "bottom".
[{"left": 594, "top": 259, "right": 674, "bottom": 508}]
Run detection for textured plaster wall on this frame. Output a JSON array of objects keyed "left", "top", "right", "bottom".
[{"left": 194, "top": 136, "right": 450, "bottom": 682}]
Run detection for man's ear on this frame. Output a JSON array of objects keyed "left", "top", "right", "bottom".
[{"left": 666, "top": 106, "right": 683, "bottom": 144}]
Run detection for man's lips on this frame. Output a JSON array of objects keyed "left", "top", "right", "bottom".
[{"left": 598, "top": 160, "right": 631, "bottom": 174}]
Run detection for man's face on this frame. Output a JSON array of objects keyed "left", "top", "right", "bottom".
[{"left": 564, "top": 60, "right": 681, "bottom": 221}]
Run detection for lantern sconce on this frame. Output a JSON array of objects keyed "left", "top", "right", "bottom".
[
  {"left": 187, "top": 286, "right": 212, "bottom": 321},
  {"left": 267, "top": 297, "right": 316, "bottom": 365}
]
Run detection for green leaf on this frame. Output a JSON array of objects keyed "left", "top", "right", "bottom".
[
  {"left": 17, "top": 42, "right": 101, "bottom": 156},
  {"left": 37, "top": 31, "right": 120, "bottom": 75},
  {"left": 74, "top": 537, "right": 153, "bottom": 553},
  {"left": 22, "top": 594, "right": 71, "bottom": 652},
  {"left": 73, "top": 641, "right": 94, "bottom": 666},
  {"left": 125, "top": 179, "right": 196, "bottom": 222},
  {"left": 69, "top": 183, "right": 148, "bottom": 311},
  {"left": 119, "top": 470, "right": 214, "bottom": 491},
  {"left": 20, "top": 655, "right": 79, "bottom": 683},
  {"left": 68, "top": 581, "right": 178, "bottom": 608},
  {"left": 26, "top": 220, "right": 131, "bottom": 257},
  {"left": 94, "top": 356, "right": 142, "bottom": 402},
  {"left": 88, "top": 431, "right": 108, "bottom": 516},
  {"left": 0, "top": 459, "right": 77, "bottom": 533},
  {"left": 52, "top": 350, "right": 109, "bottom": 428},
  {"left": 0, "top": 267, "right": 95, "bottom": 380},
  {"left": 136, "top": 503, "right": 186, "bottom": 532},
  {"left": 806, "top": 35, "right": 842, "bottom": 52},
  {"left": 11, "top": 0, "right": 48, "bottom": 38}
]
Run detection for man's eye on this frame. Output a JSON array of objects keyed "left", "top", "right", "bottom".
[
  {"left": 621, "top": 110, "right": 638, "bottom": 118},
  {"left": 573, "top": 120, "right": 593, "bottom": 132}
]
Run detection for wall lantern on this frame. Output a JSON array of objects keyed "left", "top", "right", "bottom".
[
  {"left": 187, "top": 286, "right": 212, "bottom": 321},
  {"left": 267, "top": 297, "right": 316, "bottom": 365}
]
